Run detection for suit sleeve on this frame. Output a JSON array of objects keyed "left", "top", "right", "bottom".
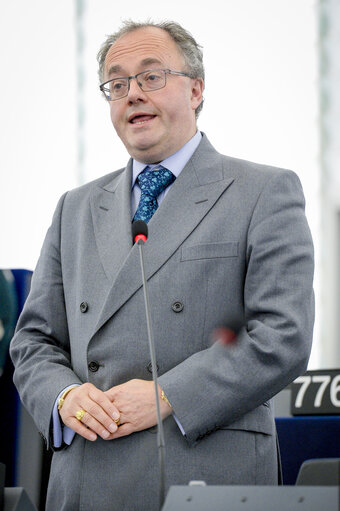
[
  {"left": 158, "top": 169, "right": 314, "bottom": 445},
  {"left": 10, "top": 193, "right": 83, "bottom": 448}
]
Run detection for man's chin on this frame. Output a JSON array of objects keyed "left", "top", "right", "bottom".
[{"left": 125, "top": 140, "right": 166, "bottom": 164}]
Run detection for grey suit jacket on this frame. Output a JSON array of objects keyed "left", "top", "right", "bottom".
[{"left": 10, "top": 134, "right": 314, "bottom": 511}]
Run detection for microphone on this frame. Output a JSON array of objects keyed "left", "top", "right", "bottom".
[
  {"left": 132, "top": 219, "right": 148, "bottom": 244},
  {"left": 132, "top": 220, "right": 166, "bottom": 510}
]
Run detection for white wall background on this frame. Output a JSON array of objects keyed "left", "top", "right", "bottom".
[{"left": 0, "top": 0, "right": 320, "bottom": 365}]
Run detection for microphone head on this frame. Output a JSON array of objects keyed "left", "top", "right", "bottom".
[{"left": 132, "top": 220, "right": 148, "bottom": 243}]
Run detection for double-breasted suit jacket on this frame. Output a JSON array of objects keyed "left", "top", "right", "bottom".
[{"left": 10, "top": 134, "right": 314, "bottom": 511}]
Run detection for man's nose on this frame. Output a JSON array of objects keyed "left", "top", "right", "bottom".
[{"left": 127, "top": 77, "right": 147, "bottom": 102}]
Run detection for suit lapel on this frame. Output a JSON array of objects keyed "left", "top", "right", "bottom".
[
  {"left": 92, "top": 135, "right": 234, "bottom": 336},
  {"left": 90, "top": 161, "right": 133, "bottom": 282}
]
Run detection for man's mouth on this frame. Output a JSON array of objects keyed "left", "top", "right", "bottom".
[{"left": 129, "top": 114, "right": 156, "bottom": 125}]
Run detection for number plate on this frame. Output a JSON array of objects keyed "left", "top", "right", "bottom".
[{"left": 291, "top": 369, "right": 340, "bottom": 415}]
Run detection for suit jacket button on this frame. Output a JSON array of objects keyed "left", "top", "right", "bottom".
[
  {"left": 80, "top": 301, "right": 88, "bottom": 313},
  {"left": 147, "top": 362, "right": 159, "bottom": 374},
  {"left": 88, "top": 361, "right": 99, "bottom": 372},
  {"left": 172, "top": 301, "right": 184, "bottom": 313}
]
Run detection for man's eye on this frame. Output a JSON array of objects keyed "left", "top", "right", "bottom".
[
  {"left": 145, "top": 73, "right": 161, "bottom": 82},
  {"left": 111, "top": 81, "right": 125, "bottom": 91}
]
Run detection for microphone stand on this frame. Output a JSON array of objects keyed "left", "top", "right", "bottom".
[{"left": 136, "top": 237, "right": 166, "bottom": 510}]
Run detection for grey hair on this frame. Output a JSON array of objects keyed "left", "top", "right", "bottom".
[{"left": 97, "top": 19, "right": 205, "bottom": 116}]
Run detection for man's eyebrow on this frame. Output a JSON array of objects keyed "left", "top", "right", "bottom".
[
  {"left": 107, "top": 58, "right": 163, "bottom": 78},
  {"left": 107, "top": 65, "right": 124, "bottom": 76},
  {"left": 140, "top": 57, "right": 163, "bottom": 67}
]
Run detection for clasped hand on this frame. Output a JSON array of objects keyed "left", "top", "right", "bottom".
[{"left": 59, "top": 379, "right": 172, "bottom": 442}]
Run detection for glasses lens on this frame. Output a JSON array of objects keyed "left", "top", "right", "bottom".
[
  {"left": 108, "top": 78, "right": 129, "bottom": 100},
  {"left": 139, "top": 70, "right": 166, "bottom": 91}
]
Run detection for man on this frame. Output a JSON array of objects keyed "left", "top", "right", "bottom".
[{"left": 10, "top": 20, "right": 314, "bottom": 511}]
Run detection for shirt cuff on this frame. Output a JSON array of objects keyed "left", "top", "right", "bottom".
[
  {"left": 52, "top": 384, "right": 79, "bottom": 448},
  {"left": 173, "top": 412, "right": 186, "bottom": 436}
]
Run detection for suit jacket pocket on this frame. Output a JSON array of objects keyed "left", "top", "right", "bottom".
[
  {"left": 220, "top": 403, "right": 274, "bottom": 436},
  {"left": 181, "top": 241, "right": 239, "bottom": 261}
]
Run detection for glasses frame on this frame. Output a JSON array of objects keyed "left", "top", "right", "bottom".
[{"left": 99, "top": 68, "right": 191, "bottom": 101}]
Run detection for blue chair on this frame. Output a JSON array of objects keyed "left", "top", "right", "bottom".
[
  {"left": 0, "top": 269, "right": 32, "bottom": 487},
  {"left": 276, "top": 415, "right": 340, "bottom": 484},
  {"left": 0, "top": 270, "right": 18, "bottom": 376}
]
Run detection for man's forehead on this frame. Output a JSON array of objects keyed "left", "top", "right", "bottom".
[{"left": 104, "top": 27, "right": 183, "bottom": 75}]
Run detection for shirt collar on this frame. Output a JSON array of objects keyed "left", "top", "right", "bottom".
[{"left": 132, "top": 130, "right": 202, "bottom": 189}]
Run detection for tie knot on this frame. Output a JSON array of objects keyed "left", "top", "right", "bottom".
[{"left": 137, "top": 166, "right": 175, "bottom": 199}]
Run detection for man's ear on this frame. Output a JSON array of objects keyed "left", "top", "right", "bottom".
[{"left": 190, "top": 78, "right": 204, "bottom": 111}]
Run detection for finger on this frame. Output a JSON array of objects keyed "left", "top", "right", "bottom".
[
  {"left": 62, "top": 415, "right": 97, "bottom": 442},
  {"left": 104, "top": 386, "right": 120, "bottom": 402},
  {"left": 62, "top": 406, "right": 117, "bottom": 441},
  {"left": 104, "top": 380, "right": 132, "bottom": 402},
  {"left": 88, "top": 388, "right": 121, "bottom": 422},
  {"left": 63, "top": 383, "right": 120, "bottom": 423},
  {"left": 77, "top": 388, "right": 121, "bottom": 436},
  {"left": 60, "top": 387, "right": 120, "bottom": 439},
  {"left": 79, "top": 403, "right": 118, "bottom": 439},
  {"left": 108, "top": 423, "right": 134, "bottom": 440}
]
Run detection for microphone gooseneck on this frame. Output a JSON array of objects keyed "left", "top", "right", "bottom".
[{"left": 132, "top": 220, "right": 166, "bottom": 510}]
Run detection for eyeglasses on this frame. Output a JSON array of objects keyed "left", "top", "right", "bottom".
[{"left": 99, "top": 68, "right": 191, "bottom": 101}]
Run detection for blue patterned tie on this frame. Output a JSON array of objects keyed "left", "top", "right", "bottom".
[{"left": 133, "top": 165, "right": 175, "bottom": 224}]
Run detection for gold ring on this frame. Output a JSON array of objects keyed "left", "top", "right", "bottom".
[
  {"left": 114, "top": 417, "right": 121, "bottom": 426},
  {"left": 75, "top": 409, "right": 86, "bottom": 421}
]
